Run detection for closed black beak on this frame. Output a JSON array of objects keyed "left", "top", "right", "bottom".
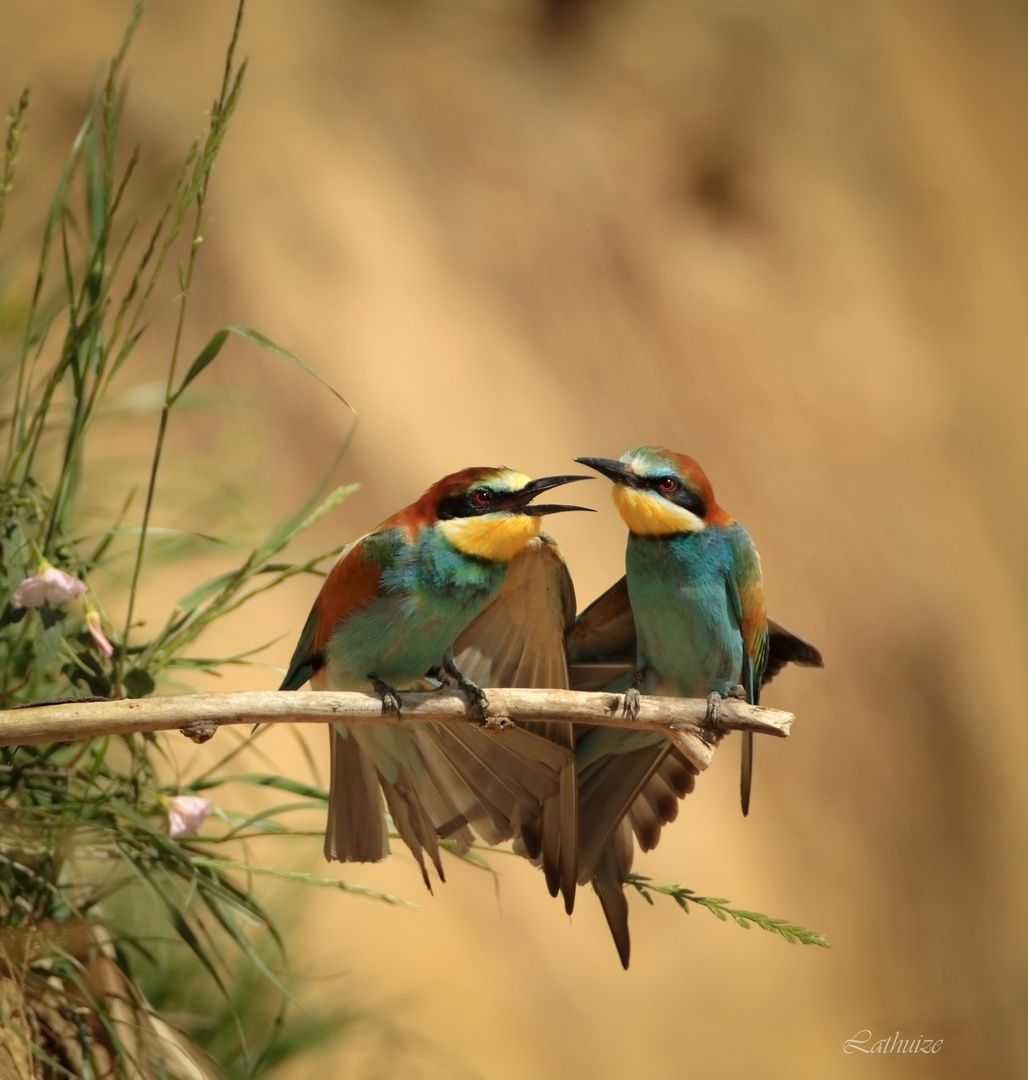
[{"left": 574, "top": 457, "right": 638, "bottom": 486}]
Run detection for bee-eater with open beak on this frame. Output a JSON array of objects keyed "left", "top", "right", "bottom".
[
  {"left": 280, "top": 466, "right": 591, "bottom": 886},
  {"left": 570, "top": 445, "right": 822, "bottom": 965}
]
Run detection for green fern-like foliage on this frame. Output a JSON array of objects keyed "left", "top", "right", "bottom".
[{"left": 627, "top": 874, "right": 830, "bottom": 948}]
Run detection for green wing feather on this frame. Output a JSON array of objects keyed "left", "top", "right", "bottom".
[{"left": 280, "top": 603, "right": 323, "bottom": 690}]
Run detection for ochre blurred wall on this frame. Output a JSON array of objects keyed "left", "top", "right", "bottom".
[{"left": 3, "top": 1, "right": 1027, "bottom": 1076}]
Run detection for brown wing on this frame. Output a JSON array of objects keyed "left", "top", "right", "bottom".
[
  {"left": 568, "top": 579, "right": 823, "bottom": 691},
  {"left": 454, "top": 535, "right": 579, "bottom": 912},
  {"left": 281, "top": 536, "right": 381, "bottom": 691},
  {"left": 763, "top": 617, "right": 824, "bottom": 686},
  {"left": 455, "top": 534, "right": 575, "bottom": 689}
]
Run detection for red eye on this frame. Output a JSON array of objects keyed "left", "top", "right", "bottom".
[
  {"left": 472, "top": 489, "right": 492, "bottom": 507},
  {"left": 658, "top": 477, "right": 679, "bottom": 494}
]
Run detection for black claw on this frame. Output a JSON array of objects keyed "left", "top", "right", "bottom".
[
  {"left": 461, "top": 678, "right": 488, "bottom": 719},
  {"left": 621, "top": 668, "right": 645, "bottom": 720},
  {"left": 371, "top": 676, "right": 402, "bottom": 714},
  {"left": 443, "top": 655, "right": 487, "bottom": 718},
  {"left": 622, "top": 687, "right": 641, "bottom": 720}
]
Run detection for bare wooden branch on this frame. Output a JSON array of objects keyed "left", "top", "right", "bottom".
[{"left": 1, "top": 689, "right": 793, "bottom": 773}]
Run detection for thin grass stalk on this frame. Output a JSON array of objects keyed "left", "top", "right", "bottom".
[
  {"left": 117, "top": 1, "right": 247, "bottom": 696},
  {"left": 0, "top": 88, "right": 31, "bottom": 462},
  {"left": 5, "top": 4, "right": 145, "bottom": 490},
  {"left": 0, "top": 87, "right": 31, "bottom": 241},
  {"left": 4, "top": 107, "right": 93, "bottom": 485}
]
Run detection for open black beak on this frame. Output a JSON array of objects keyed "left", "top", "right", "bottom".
[
  {"left": 574, "top": 457, "right": 639, "bottom": 486},
  {"left": 495, "top": 474, "right": 595, "bottom": 516}
]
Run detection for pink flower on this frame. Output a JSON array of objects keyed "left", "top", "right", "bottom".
[
  {"left": 84, "top": 608, "right": 114, "bottom": 658},
  {"left": 13, "top": 561, "right": 87, "bottom": 608},
  {"left": 167, "top": 795, "right": 213, "bottom": 838}
]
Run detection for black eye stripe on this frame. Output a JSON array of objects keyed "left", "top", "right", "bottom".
[
  {"left": 437, "top": 488, "right": 500, "bottom": 520},
  {"left": 646, "top": 476, "right": 706, "bottom": 518}
]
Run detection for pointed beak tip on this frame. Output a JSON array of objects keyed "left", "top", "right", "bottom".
[{"left": 573, "top": 456, "right": 632, "bottom": 484}]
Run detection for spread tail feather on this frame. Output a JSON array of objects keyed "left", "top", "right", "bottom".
[
  {"left": 522, "top": 720, "right": 578, "bottom": 913},
  {"left": 379, "top": 776, "right": 446, "bottom": 890},
  {"left": 540, "top": 793, "right": 562, "bottom": 898},
  {"left": 592, "top": 822, "right": 633, "bottom": 969},
  {"left": 558, "top": 759, "right": 578, "bottom": 913},
  {"left": 531, "top": 761, "right": 579, "bottom": 913},
  {"left": 430, "top": 724, "right": 570, "bottom": 841},
  {"left": 580, "top": 744, "right": 698, "bottom": 964},
  {"left": 344, "top": 722, "right": 571, "bottom": 883},
  {"left": 577, "top": 742, "right": 670, "bottom": 883},
  {"left": 741, "top": 731, "right": 754, "bottom": 816},
  {"left": 325, "top": 726, "right": 389, "bottom": 863}
]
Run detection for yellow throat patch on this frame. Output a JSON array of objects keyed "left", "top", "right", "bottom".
[
  {"left": 439, "top": 512, "right": 542, "bottom": 563},
  {"left": 612, "top": 483, "right": 705, "bottom": 536}
]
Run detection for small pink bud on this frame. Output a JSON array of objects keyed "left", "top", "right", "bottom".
[
  {"left": 13, "top": 561, "right": 87, "bottom": 608},
  {"left": 84, "top": 608, "right": 114, "bottom": 658},
  {"left": 167, "top": 795, "right": 213, "bottom": 838}
]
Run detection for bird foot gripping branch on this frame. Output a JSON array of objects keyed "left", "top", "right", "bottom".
[
  {"left": 620, "top": 686, "right": 642, "bottom": 720},
  {"left": 704, "top": 691, "right": 725, "bottom": 731},
  {"left": 695, "top": 683, "right": 748, "bottom": 743},
  {"left": 442, "top": 654, "right": 488, "bottom": 719},
  {"left": 370, "top": 676, "right": 403, "bottom": 715}
]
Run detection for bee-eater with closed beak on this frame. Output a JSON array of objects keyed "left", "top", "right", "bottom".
[
  {"left": 449, "top": 492, "right": 820, "bottom": 966},
  {"left": 571, "top": 445, "right": 822, "bottom": 965},
  {"left": 280, "top": 466, "right": 591, "bottom": 887}
]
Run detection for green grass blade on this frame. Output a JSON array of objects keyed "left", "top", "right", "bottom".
[{"left": 227, "top": 324, "right": 354, "bottom": 411}]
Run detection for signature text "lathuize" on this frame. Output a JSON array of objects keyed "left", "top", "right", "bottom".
[{"left": 843, "top": 1031, "right": 943, "bottom": 1055}]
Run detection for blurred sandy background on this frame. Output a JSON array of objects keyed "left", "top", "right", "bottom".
[{"left": 3, "top": 1, "right": 1027, "bottom": 1076}]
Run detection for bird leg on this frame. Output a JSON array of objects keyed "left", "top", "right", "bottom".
[
  {"left": 621, "top": 668, "right": 646, "bottom": 720},
  {"left": 703, "top": 685, "right": 747, "bottom": 739},
  {"left": 370, "top": 676, "right": 402, "bottom": 715},
  {"left": 703, "top": 691, "right": 725, "bottom": 733},
  {"left": 442, "top": 653, "right": 488, "bottom": 718}
]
